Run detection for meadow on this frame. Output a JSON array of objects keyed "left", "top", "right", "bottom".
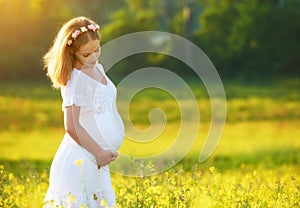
[{"left": 0, "top": 77, "right": 299, "bottom": 207}]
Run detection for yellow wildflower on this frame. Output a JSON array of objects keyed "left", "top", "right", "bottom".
[
  {"left": 8, "top": 173, "right": 14, "bottom": 181},
  {"left": 67, "top": 193, "right": 77, "bottom": 203},
  {"left": 209, "top": 166, "right": 215, "bottom": 174},
  {"left": 74, "top": 159, "right": 83, "bottom": 166},
  {"left": 100, "top": 198, "right": 108, "bottom": 206}
]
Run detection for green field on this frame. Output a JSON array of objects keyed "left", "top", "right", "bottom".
[{"left": 0, "top": 78, "right": 299, "bottom": 207}]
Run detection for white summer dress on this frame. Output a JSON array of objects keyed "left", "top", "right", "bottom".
[{"left": 44, "top": 64, "right": 124, "bottom": 207}]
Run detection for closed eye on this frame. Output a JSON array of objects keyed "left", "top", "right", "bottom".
[{"left": 82, "top": 47, "right": 100, "bottom": 57}]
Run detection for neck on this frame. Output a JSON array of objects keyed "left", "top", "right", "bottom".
[{"left": 73, "top": 60, "right": 83, "bottom": 70}]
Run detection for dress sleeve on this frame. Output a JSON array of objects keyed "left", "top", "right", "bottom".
[{"left": 61, "top": 70, "right": 87, "bottom": 110}]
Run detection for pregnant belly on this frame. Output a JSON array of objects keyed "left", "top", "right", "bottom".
[
  {"left": 80, "top": 111, "right": 125, "bottom": 151},
  {"left": 95, "top": 113, "right": 125, "bottom": 151}
]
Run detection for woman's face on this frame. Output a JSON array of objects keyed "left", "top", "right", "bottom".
[{"left": 74, "top": 39, "right": 100, "bottom": 69}]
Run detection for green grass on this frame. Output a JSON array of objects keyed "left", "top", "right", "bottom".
[
  {"left": 0, "top": 78, "right": 299, "bottom": 131},
  {"left": 0, "top": 78, "right": 299, "bottom": 207},
  {"left": 0, "top": 78, "right": 299, "bottom": 170}
]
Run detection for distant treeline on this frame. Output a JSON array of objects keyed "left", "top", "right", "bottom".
[{"left": 0, "top": 0, "right": 299, "bottom": 80}]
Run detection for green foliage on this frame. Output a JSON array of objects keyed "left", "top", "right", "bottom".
[
  {"left": 195, "top": 0, "right": 300, "bottom": 79},
  {"left": 0, "top": 0, "right": 74, "bottom": 79},
  {"left": 101, "top": 0, "right": 158, "bottom": 41},
  {"left": 0, "top": 0, "right": 122, "bottom": 80},
  {"left": 0, "top": 0, "right": 299, "bottom": 81}
]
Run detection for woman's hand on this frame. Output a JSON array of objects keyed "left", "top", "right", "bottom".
[{"left": 96, "top": 150, "right": 118, "bottom": 169}]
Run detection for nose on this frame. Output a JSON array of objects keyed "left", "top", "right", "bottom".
[
  {"left": 93, "top": 49, "right": 101, "bottom": 59},
  {"left": 88, "top": 52, "right": 100, "bottom": 64}
]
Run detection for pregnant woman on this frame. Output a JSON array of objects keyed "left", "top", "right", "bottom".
[{"left": 42, "top": 16, "right": 124, "bottom": 207}]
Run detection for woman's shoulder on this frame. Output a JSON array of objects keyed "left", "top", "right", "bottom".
[
  {"left": 71, "top": 68, "right": 81, "bottom": 77},
  {"left": 70, "top": 68, "right": 84, "bottom": 81},
  {"left": 61, "top": 69, "right": 82, "bottom": 90}
]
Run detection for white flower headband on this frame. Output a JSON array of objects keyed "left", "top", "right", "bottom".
[{"left": 67, "top": 24, "right": 100, "bottom": 46}]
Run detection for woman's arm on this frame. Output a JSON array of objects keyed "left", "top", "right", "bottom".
[{"left": 64, "top": 105, "right": 118, "bottom": 168}]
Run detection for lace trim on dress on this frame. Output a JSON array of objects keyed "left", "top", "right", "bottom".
[{"left": 94, "top": 83, "right": 115, "bottom": 114}]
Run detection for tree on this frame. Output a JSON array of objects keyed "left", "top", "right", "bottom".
[{"left": 195, "top": 0, "right": 300, "bottom": 79}]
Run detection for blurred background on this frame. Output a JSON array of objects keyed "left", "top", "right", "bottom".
[
  {"left": 0, "top": 0, "right": 299, "bottom": 80},
  {"left": 1, "top": 0, "right": 300, "bottom": 169}
]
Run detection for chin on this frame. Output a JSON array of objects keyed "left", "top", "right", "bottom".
[{"left": 85, "top": 62, "right": 97, "bottom": 68}]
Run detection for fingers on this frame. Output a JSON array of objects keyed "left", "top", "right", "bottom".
[
  {"left": 110, "top": 151, "right": 118, "bottom": 160},
  {"left": 96, "top": 150, "right": 118, "bottom": 169}
]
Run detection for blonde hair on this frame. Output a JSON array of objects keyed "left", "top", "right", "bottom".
[{"left": 43, "top": 16, "right": 100, "bottom": 88}]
